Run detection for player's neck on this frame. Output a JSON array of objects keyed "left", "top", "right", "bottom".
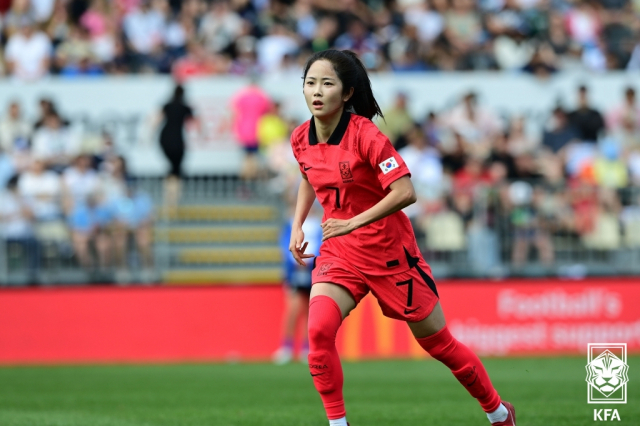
[{"left": 313, "top": 108, "right": 344, "bottom": 144}]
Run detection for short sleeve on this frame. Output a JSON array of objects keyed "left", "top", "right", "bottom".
[
  {"left": 365, "top": 129, "right": 411, "bottom": 190},
  {"left": 298, "top": 163, "right": 308, "bottom": 178},
  {"left": 289, "top": 129, "right": 307, "bottom": 178}
]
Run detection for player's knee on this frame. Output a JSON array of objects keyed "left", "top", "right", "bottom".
[
  {"left": 418, "top": 327, "right": 457, "bottom": 360},
  {"left": 417, "top": 328, "right": 466, "bottom": 373},
  {"left": 427, "top": 336, "right": 457, "bottom": 361},
  {"left": 308, "top": 350, "right": 337, "bottom": 394},
  {"left": 308, "top": 319, "right": 336, "bottom": 346}
]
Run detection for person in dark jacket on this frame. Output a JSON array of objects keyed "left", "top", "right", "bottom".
[
  {"left": 159, "top": 84, "right": 197, "bottom": 207},
  {"left": 567, "top": 85, "right": 605, "bottom": 143},
  {"left": 160, "top": 84, "right": 194, "bottom": 178}
]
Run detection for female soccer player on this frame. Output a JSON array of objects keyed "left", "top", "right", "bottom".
[{"left": 288, "top": 49, "right": 516, "bottom": 426}]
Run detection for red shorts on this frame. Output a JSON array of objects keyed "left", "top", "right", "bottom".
[{"left": 312, "top": 255, "right": 439, "bottom": 322}]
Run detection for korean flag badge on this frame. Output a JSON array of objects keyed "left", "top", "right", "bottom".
[{"left": 379, "top": 156, "right": 399, "bottom": 175}]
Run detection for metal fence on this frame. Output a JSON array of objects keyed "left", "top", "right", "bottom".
[
  {"left": 0, "top": 176, "right": 284, "bottom": 286},
  {"left": 2, "top": 177, "right": 640, "bottom": 286},
  {"left": 420, "top": 182, "right": 640, "bottom": 278}
]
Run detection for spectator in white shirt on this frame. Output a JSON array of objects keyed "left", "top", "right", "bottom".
[
  {"left": 397, "top": 125, "right": 444, "bottom": 251},
  {"left": 606, "top": 87, "right": 640, "bottom": 151},
  {"left": 31, "top": 0, "right": 56, "bottom": 23},
  {"left": 18, "top": 158, "right": 69, "bottom": 244},
  {"left": 31, "top": 112, "right": 81, "bottom": 172},
  {"left": 256, "top": 24, "right": 299, "bottom": 72},
  {"left": 63, "top": 155, "right": 112, "bottom": 273},
  {"left": 443, "top": 92, "right": 503, "bottom": 157},
  {"left": 0, "top": 176, "right": 35, "bottom": 240},
  {"left": 398, "top": 125, "right": 444, "bottom": 218},
  {"left": 18, "top": 158, "right": 64, "bottom": 223},
  {"left": 0, "top": 101, "right": 31, "bottom": 156},
  {"left": 62, "top": 154, "right": 101, "bottom": 207},
  {"left": 198, "top": 0, "right": 243, "bottom": 54},
  {"left": 5, "top": 16, "right": 52, "bottom": 81},
  {"left": 404, "top": 1, "right": 444, "bottom": 45},
  {"left": 122, "top": 0, "right": 165, "bottom": 71},
  {"left": 0, "top": 175, "right": 39, "bottom": 278},
  {"left": 100, "top": 156, "right": 128, "bottom": 205}
]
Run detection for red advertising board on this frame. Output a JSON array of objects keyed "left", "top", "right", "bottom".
[
  {"left": 0, "top": 286, "right": 284, "bottom": 364},
  {"left": 444, "top": 280, "right": 640, "bottom": 356},
  {"left": 0, "top": 279, "right": 638, "bottom": 364},
  {"left": 338, "top": 279, "right": 640, "bottom": 360}
]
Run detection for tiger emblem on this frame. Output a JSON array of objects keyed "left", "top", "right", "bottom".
[{"left": 585, "top": 349, "right": 629, "bottom": 397}]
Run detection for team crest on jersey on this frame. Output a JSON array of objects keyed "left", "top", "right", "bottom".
[
  {"left": 379, "top": 156, "right": 399, "bottom": 174},
  {"left": 339, "top": 161, "right": 353, "bottom": 183},
  {"left": 317, "top": 263, "right": 333, "bottom": 276}
]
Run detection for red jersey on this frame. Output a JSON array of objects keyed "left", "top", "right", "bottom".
[{"left": 291, "top": 112, "right": 421, "bottom": 276}]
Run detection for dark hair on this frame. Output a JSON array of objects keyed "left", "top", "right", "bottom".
[{"left": 302, "top": 50, "right": 383, "bottom": 121}]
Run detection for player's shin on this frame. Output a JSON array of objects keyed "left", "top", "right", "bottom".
[
  {"left": 416, "top": 326, "right": 502, "bottom": 413},
  {"left": 307, "top": 295, "right": 346, "bottom": 420}
]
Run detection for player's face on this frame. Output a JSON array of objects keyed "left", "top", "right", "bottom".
[{"left": 303, "top": 60, "right": 351, "bottom": 121}]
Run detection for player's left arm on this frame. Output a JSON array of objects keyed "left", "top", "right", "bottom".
[{"left": 321, "top": 176, "right": 416, "bottom": 241}]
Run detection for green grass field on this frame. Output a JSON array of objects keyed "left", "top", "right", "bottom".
[{"left": 0, "top": 357, "right": 637, "bottom": 426}]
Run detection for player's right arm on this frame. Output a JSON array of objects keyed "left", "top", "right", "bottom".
[{"left": 289, "top": 175, "right": 316, "bottom": 266}]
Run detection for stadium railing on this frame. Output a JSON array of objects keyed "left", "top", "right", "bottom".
[{"left": 1, "top": 178, "right": 640, "bottom": 286}]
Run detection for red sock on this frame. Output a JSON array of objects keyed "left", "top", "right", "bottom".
[
  {"left": 307, "top": 295, "right": 345, "bottom": 420},
  {"left": 416, "top": 326, "right": 501, "bottom": 412}
]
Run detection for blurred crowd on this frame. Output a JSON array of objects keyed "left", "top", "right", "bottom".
[
  {"left": 386, "top": 84, "right": 640, "bottom": 271},
  {"left": 2, "top": 0, "right": 640, "bottom": 81},
  {"left": 4, "top": 79, "right": 640, "bottom": 282},
  {"left": 249, "top": 83, "right": 640, "bottom": 271},
  {"left": 0, "top": 98, "right": 154, "bottom": 282}
]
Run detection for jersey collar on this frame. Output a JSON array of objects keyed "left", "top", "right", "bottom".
[{"left": 308, "top": 111, "right": 351, "bottom": 146}]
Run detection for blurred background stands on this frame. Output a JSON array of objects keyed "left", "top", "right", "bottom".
[{"left": 2, "top": 0, "right": 640, "bottom": 285}]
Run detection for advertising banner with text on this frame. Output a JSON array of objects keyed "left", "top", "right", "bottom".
[
  {"left": 0, "top": 279, "right": 638, "bottom": 364},
  {"left": 337, "top": 279, "right": 640, "bottom": 360}
]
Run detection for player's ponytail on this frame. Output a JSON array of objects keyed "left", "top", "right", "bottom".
[{"left": 302, "top": 50, "right": 384, "bottom": 121}]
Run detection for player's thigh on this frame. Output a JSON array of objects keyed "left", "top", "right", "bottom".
[
  {"left": 310, "top": 256, "right": 368, "bottom": 319},
  {"left": 406, "top": 301, "right": 446, "bottom": 339},
  {"left": 311, "top": 283, "right": 357, "bottom": 320},
  {"left": 289, "top": 288, "right": 308, "bottom": 312}
]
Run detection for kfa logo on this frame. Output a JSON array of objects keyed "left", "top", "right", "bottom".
[
  {"left": 339, "top": 161, "right": 353, "bottom": 183},
  {"left": 586, "top": 343, "right": 628, "bottom": 404},
  {"left": 593, "top": 409, "right": 621, "bottom": 421},
  {"left": 317, "top": 263, "right": 333, "bottom": 276}
]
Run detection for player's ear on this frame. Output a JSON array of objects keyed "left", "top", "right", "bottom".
[{"left": 343, "top": 87, "right": 354, "bottom": 103}]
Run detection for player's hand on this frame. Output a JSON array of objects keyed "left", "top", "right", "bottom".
[
  {"left": 289, "top": 227, "right": 315, "bottom": 266},
  {"left": 321, "top": 218, "right": 355, "bottom": 241}
]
